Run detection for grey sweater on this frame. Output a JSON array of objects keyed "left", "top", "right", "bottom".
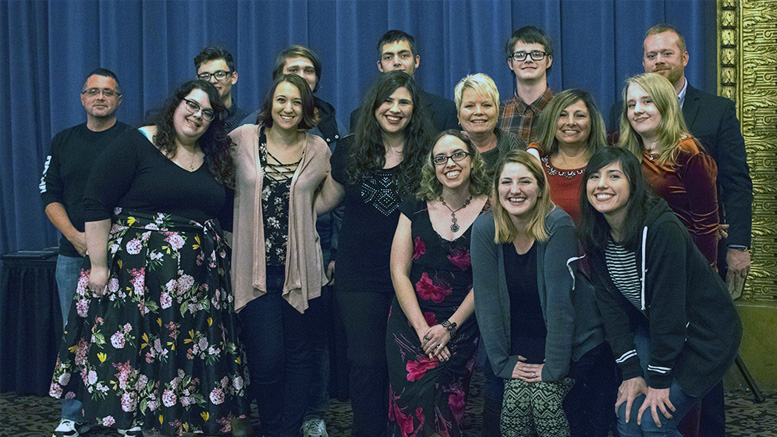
[{"left": 471, "top": 207, "right": 604, "bottom": 381}]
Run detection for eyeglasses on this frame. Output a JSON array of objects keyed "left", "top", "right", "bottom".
[
  {"left": 433, "top": 151, "right": 470, "bottom": 166},
  {"left": 197, "top": 70, "right": 232, "bottom": 81},
  {"left": 510, "top": 50, "right": 548, "bottom": 61},
  {"left": 81, "top": 88, "right": 120, "bottom": 97},
  {"left": 182, "top": 98, "right": 214, "bottom": 121}
]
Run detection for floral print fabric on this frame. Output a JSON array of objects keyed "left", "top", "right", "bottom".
[
  {"left": 386, "top": 200, "right": 479, "bottom": 437},
  {"left": 50, "top": 210, "right": 249, "bottom": 436}
]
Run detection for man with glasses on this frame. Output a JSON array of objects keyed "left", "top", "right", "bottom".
[
  {"left": 499, "top": 26, "right": 555, "bottom": 141},
  {"left": 41, "top": 68, "right": 129, "bottom": 437},
  {"left": 350, "top": 30, "right": 458, "bottom": 133},
  {"left": 194, "top": 45, "right": 248, "bottom": 132}
]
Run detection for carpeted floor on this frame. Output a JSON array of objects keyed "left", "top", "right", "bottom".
[{"left": 1, "top": 374, "right": 774, "bottom": 436}]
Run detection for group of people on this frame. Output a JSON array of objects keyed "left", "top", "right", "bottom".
[{"left": 40, "top": 22, "right": 749, "bottom": 437}]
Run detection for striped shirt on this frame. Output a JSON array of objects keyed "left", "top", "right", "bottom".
[
  {"left": 604, "top": 239, "right": 642, "bottom": 310},
  {"left": 499, "top": 87, "right": 554, "bottom": 142}
]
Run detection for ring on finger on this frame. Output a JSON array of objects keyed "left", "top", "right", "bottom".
[{"left": 436, "top": 344, "right": 442, "bottom": 349}]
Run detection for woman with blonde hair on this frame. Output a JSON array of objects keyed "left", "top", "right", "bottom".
[
  {"left": 528, "top": 89, "right": 607, "bottom": 223},
  {"left": 454, "top": 73, "right": 525, "bottom": 179},
  {"left": 471, "top": 150, "right": 607, "bottom": 436},
  {"left": 618, "top": 72, "right": 718, "bottom": 267},
  {"left": 385, "top": 130, "right": 489, "bottom": 436}
]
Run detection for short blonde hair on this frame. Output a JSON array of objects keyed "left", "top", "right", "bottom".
[
  {"left": 618, "top": 73, "right": 689, "bottom": 165},
  {"left": 492, "top": 149, "right": 554, "bottom": 244},
  {"left": 454, "top": 73, "right": 500, "bottom": 115}
]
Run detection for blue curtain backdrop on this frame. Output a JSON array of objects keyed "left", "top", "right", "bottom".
[{"left": 0, "top": 0, "right": 716, "bottom": 256}]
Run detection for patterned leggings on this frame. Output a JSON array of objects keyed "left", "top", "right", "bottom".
[{"left": 501, "top": 377, "right": 575, "bottom": 436}]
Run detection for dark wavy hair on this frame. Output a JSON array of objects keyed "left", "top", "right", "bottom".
[
  {"left": 417, "top": 130, "right": 491, "bottom": 201},
  {"left": 578, "top": 146, "right": 656, "bottom": 252},
  {"left": 151, "top": 80, "right": 234, "bottom": 187},
  {"left": 272, "top": 45, "right": 322, "bottom": 92},
  {"left": 257, "top": 74, "right": 315, "bottom": 130},
  {"left": 347, "top": 71, "right": 433, "bottom": 195}
]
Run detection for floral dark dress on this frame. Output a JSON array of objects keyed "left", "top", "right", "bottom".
[
  {"left": 50, "top": 130, "right": 248, "bottom": 436},
  {"left": 386, "top": 199, "right": 481, "bottom": 437}
]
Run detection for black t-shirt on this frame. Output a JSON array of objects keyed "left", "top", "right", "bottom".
[
  {"left": 83, "top": 129, "right": 229, "bottom": 225},
  {"left": 330, "top": 139, "right": 404, "bottom": 293},
  {"left": 503, "top": 242, "right": 547, "bottom": 364},
  {"left": 40, "top": 122, "right": 130, "bottom": 257}
]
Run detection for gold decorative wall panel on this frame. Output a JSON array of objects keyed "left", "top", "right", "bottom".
[{"left": 719, "top": 0, "right": 777, "bottom": 301}]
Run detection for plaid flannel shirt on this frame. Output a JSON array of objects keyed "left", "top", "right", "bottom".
[{"left": 499, "top": 87, "right": 554, "bottom": 142}]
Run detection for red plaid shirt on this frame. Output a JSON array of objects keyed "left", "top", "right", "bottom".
[{"left": 499, "top": 87, "right": 554, "bottom": 142}]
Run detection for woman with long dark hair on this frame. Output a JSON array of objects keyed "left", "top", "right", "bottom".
[
  {"left": 471, "top": 150, "right": 607, "bottom": 436},
  {"left": 578, "top": 147, "right": 741, "bottom": 436},
  {"left": 229, "top": 73, "right": 341, "bottom": 437},
  {"left": 527, "top": 89, "right": 607, "bottom": 223},
  {"left": 386, "top": 130, "right": 489, "bottom": 436},
  {"left": 50, "top": 80, "right": 248, "bottom": 436},
  {"left": 330, "top": 70, "right": 433, "bottom": 436}
]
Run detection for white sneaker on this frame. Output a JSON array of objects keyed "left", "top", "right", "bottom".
[
  {"left": 52, "top": 419, "right": 79, "bottom": 437},
  {"left": 301, "top": 418, "right": 329, "bottom": 437},
  {"left": 118, "top": 426, "right": 144, "bottom": 436}
]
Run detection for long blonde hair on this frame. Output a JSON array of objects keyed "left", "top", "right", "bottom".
[
  {"left": 618, "top": 73, "right": 690, "bottom": 165},
  {"left": 492, "top": 150, "right": 554, "bottom": 244}
]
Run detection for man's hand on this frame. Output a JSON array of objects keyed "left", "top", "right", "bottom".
[
  {"left": 67, "top": 231, "right": 88, "bottom": 256},
  {"left": 326, "top": 261, "right": 335, "bottom": 285},
  {"left": 726, "top": 248, "right": 751, "bottom": 279}
]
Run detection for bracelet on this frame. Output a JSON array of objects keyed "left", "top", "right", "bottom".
[{"left": 441, "top": 319, "right": 458, "bottom": 337}]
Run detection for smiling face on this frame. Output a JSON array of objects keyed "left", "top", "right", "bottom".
[
  {"left": 458, "top": 87, "right": 498, "bottom": 135},
  {"left": 643, "top": 31, "right": 688, "bottom": 89},
  {"left": 271, "top": 81, "right": 303, "bottom": 131},
  {"left": 377, "top": 40, "right": 419, "bottom": 76},
  {"left": 81, "top": 74, "right": 122, "bottom": 120},
  {"left": 498, "top": 162, "right": 540, "bottom": 221},
  {"left": 507, "top": 40, "right": 552, "bottom": 83},
  {"left": 555, "top": 99, "right": 591, "bottom": 149},
  {"left": 374, "top": 86, "right": 413, "bottom": 136},
  {"left": 433, "top": 135, "right": 472, "bottom": 191},
  {"left": 173, "top": 88, "right": 212, "bottom": 145},
  {"left": 626, "top": 83, "right": 662, "bottom": 141},
  {"left": 586, "top": 160, "right": 630, "bottom": 226}
]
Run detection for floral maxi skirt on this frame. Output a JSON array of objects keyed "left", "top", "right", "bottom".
[{"left": 50, "top": 211, "right": 249, "bottom": 436}]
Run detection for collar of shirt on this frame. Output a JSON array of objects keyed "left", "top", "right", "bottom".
[
  {"left": 514, "top": 86, "right": 554, "bottom": 114},
  {"left": 677, "top": 77, "right": 688, "bottom": 108}
]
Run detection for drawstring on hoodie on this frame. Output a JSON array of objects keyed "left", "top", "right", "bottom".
[
  {"left": 566, "top": 254, "right": 586, "bottom": 291},
  {"left": 640, "top": 226, "right": 648, "bottom": 311}
]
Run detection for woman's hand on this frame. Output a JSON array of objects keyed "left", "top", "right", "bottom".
[
  {"left": 637, "top": 387, "right": 675, "bottom": 428},
  {"left": 419, "top": 324, "right": 452, "bottom": 361},
  {"left": 615, "top": 377, "right": 648, "bottom": 423},
  {"left": 89, "top": 265, "right": 109, "bottom": 297},
  {"left": 512, "top": 356, "right": 543, "bottom": 382}
]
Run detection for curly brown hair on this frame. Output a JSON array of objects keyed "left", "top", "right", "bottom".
[{"left": 151, "top": 80, "right": 235, "bottom": 187}]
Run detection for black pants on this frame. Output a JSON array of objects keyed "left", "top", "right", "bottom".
[
  {"left": 239, "top": 266, "right": 314, "bottom": 437},
  {"left": 564, "top": 342, "right": 619, "bottom": 436},
  {"left": 336, "top": 290, "right": 393, "bottom": 437}
]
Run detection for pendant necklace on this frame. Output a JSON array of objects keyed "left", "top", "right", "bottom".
[{"left": 440, "top": 195, "right": 472, "bottom": 232}]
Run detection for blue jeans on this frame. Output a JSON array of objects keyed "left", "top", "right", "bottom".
[
  {"left": 617, "top": 325, "right": 698, "bottom": 436},
  {"left": 55, "top": 254, "right": 86, "bottom": 423},
  {"left": 239, "top": 266, "right": 314, "bottom": 437}
]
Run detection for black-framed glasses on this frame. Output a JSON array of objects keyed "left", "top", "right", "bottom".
[
  {"left": 510, "top": 50, "right": 547, "bottom": 61},
  {"left": 433, "top": 151, "right": 470, "bottom": 166},
  {"left": 197, "top": 70, "right": 232, "bottom": 81},
  {"left": 81, "top": 88, "right": 120, "bottom": 97},
  {"left": 182, "top": 98, "right": 214, "bottom": 121}
]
